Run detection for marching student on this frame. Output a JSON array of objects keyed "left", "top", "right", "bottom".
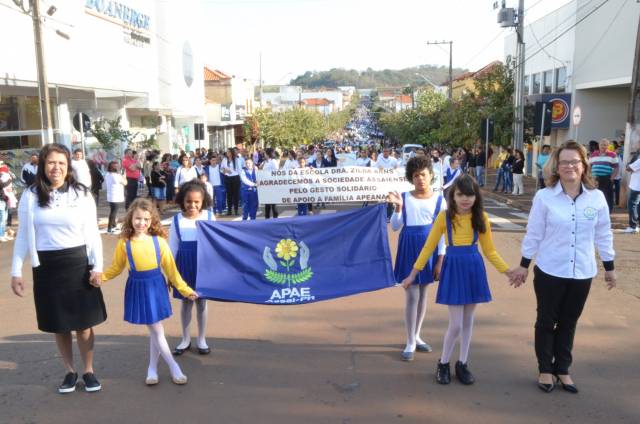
[
  {"left": 174, "top": 154, "right": 198, "bottom": 193},
  {"left": 169, "top": 181, "right": 215, "bottom": 356},
  {"left": 261, "top": 148, "right": 280, "bottom": 219},
  {"left": 443, "top": 157, "right": 461, "bottom": 197},
  {"left": 388, "top": 156, "right": 446, "bottom": 362},
  {"left": 206, "top": 154, "right": 226, "bottom": 216},
  {"left": 401, "top": 174, "right": 514, "bottom": 385},
  {"left": 297, "top": 156, "right": 311, "bottom": 216},
  {"left": 198, "top": 172, "right": 214, "bottom": 212},
  {"left": 99, "top": 198, "right": 197, "bottom": 386},
  {"left": 240, "top": 158, "right": 259, "bottom": 220}
]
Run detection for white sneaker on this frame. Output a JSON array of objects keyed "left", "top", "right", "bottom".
[{"left": 622, "top": 227, "right": 639, "bottom": 234}]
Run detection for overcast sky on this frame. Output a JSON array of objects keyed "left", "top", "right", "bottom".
[{"left": 202, "top": 0, "right": 573, "bottom": 84}]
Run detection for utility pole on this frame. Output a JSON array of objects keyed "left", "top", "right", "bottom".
[
  {"left": 427, "top": 40, "right": 453, "bottom": 100},
  {"left": 259, "top": 51, "right": 263, "bottom": 107},
  {"left": 31, "top": 0, "right": 54, "bottom": 144},
  {"left": 622, "top": 15, "right": 640, "bottom": 202},
  {"left": 514, "top": 0, "right": 525, "bottom": 151}
]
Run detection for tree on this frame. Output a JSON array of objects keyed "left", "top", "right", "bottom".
[{"left": 90, "top": 116, "right": 138, "bottom": 155}]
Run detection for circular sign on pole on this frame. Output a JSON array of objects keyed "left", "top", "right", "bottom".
[
  {"left": 73, "top": 113, "right": 91, "bottom": 132},
  {"left": 572, "top": 106, "right": 582, "bottom": 126}
]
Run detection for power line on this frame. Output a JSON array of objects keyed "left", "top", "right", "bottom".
[{"left": 514, "top": 0, "right": 611, "bottom": 72}]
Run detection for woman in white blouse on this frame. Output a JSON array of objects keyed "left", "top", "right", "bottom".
[
  {"left": 174, "top": 154, "right": 198, "bottom": 192},
  {"left": 105, "top": 160, "right": 126, "bottom": 233},
  {"left": 511, "top": 141, "right": 616, "bottom": 394},
  {"left": 261, "top": 148, "right": 280, "bottom": 219},
  {"left": 10, "top": 143, "right": 106, "bottom": 394}
]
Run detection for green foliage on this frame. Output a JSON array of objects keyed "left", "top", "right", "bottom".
[
  {"left": 378, "top": 63, "right": 515, "bottom": 148},
  {"left": 90, "top": 116, "right": 139, "bottom": 154},
  {"left": 253, "top": 105, "right": 356, "bottom": 149},
  {"left": 264, "top": 268, "right": 313, "bottom": 285},
  {"left": 289, "top": 65, "right": 467, "bottom": 89}
]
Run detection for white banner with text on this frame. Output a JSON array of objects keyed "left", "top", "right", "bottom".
[{"left": 256, "top": 166, "right": 416, "bottom": 204}]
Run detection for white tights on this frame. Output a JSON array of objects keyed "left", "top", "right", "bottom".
[
  {"left": 177, "top": 298, "right": 209, "bottom": 350},
  {"left": 440, "top": 304, "right": 477, "bottom": 364},
  {"left": 404, "top": 284, "right": 429, "bottom": 352},
  {"left": 147, "top": 322, "right": 185, "bottom": 380}
]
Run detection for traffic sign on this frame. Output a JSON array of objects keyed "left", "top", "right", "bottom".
[
  {"left": 572, "top": 106, "right": 582, "bottom": 126},
  {"left": 73, "top": 113, "right": 91, "bottom": 132}
]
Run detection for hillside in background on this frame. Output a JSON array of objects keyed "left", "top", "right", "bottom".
[{"left": 288, "top": 65, "right": 468, "bottom": 89}]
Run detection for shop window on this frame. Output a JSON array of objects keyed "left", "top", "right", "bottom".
[
  {"left": 543, "top": 70, "right": 553, "bottom": 93},
  {"left": 0, "top": 96, "right": 56, "bottom": 149},
  {"left": 532, "top": 73, "right": 541, "bottom": 94},
  {"left": 555, "top": 67, "right": 567, "bottom": 93}
]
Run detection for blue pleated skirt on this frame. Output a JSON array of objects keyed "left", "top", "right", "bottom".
[
  {"left": 124, "top": 268, "right": 172, "bottom": 324},
  {"left": 173, "top": 240, "right": 197, "bottom": 300},
  {"left": 435, "top": 244, "right": 492, "bottom": 305},
  {"left": 394, "top": 225, "right": 437, "bottom": 285}
]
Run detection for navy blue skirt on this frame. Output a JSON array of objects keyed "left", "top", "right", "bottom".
[
  {"left": 173, "top": 240, "right": 197, "bottom": 300},
  {"left": 394, "top": 225, "right": 437, "bottom": 285},
  {"left": 436, "top": 244, "right": 492, "bottom": 305},
  {"left": 124, "top": 268, "right": 172, "bottom": 324}
]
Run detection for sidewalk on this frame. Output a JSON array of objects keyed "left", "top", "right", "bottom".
[
  {"left": 482, "top": 168, "right": 629, "bottom": 229},
  {"left": 481, "top": 168, "right": 640, "bottom": 299}
]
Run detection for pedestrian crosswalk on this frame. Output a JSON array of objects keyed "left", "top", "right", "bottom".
[{"left": 483, "top": 198, "right": 528, "bottom": 231}]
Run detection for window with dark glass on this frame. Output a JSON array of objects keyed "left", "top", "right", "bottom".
[
  {"left": 543, "top": 70, "right": 553, "bottom": 93},
  {"left": 532, "top": 73, "right": 541, "bottom": 94},
  {"left": 555, "top": 67, "right": 567, "bottom": 93}
]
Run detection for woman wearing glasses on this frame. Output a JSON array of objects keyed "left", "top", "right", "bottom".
[{"left": 510, "top": 141, "right": 616, "bottom": 394}]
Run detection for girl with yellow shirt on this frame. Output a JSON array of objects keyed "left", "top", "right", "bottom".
[
  {"left": 401, "top": 175, "right": 515, "bottom": 386},
  {"left": 95, "top": 198, "right": 197, "bottom": 386}
]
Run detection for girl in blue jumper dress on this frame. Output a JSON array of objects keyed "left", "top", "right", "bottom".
[
  {"left": 240, "top": 158, "right": 259, "bottom": 220},
  {"left": 169, "top": 181, "right": 215, "bottom": 356},
  {"left": 388, "top": 156, "right": 446, "bottom": 361},
  {"left": 101, "top": 198, "right": 197, "bottom": 385}
]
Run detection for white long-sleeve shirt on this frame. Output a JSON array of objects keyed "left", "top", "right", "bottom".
[
  {"left": 240, "top": 169, "right": 257, "bottom": 187},
  {"left": 376, "top": 155, "right": 399, "bottom": 169},
  {"left": 391, "top": 192, "right": 446, "bottom": 255},
  {"left": 221, "top": 157, "right": 244, "bottom": 177},
  {"left": 262, "top": 159, "right": 279, "bottom": 172},
  {"left": 168, "top": 210, "right": 215, "bottom": 257},
  {"left": 521, "top": 183, "right": 615, "bottom": 279},
  {"left": 283, "top": 159, "right": 299, "bottom": 170},
  {"left": 71, "top": 159, "right": 92, "bottom": 189},
  {"left": 174, "top": 166, "right": 198, "bottom": 189},
  {"left": 207, "top": 165, "right": 222, "bottom": 186},
  {"left": 105, "top": 172, "right": 126, "bottom": 203},
  {"left": 12, "top": 187, "right": 103, "bottom": 277}
]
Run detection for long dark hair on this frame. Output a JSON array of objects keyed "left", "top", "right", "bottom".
[
  {"left": 175, "top": 181, "right": 212, "bottom": 212},
  {"left": 33, "top": 143, "right": 87, "bottom": 207},
  {"left": 446, "top": 174, "right": 486, "bottom": 233},
  {"left": 226, "top": 148, "right": 237, "bottom": 169}
]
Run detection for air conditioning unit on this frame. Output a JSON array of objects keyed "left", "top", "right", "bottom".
[{"left": 497, "top": 8, "right": 516, "bottom": 27}]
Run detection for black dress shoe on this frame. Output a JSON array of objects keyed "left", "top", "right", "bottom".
[
  {"left": 226, "top": 211, "right": 233, "bottom": 216},
  {"left": 436, "top": 361, "right": 451, "bottom": 385},
  {"left": 455, "top": 361, "right": 475, "bottom": 385},
  {"left": 197, "top": 346, "right": 211, "bottom": 355},
  {"left": 555, "top": 375, "right": 578, "bottom": 394},
  {"left": 537, "top": 381, "right": 555, "bottom": 393},
  {"left": 172, "top": 342, "right": 191, "bottom": 356}
]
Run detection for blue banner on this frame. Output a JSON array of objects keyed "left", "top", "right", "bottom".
[{"left": 195, "top": 205, "right": 395, "bottom": 304}]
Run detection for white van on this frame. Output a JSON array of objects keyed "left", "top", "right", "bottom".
[{"left": 401, "top": 144, "right": 423, "bottom": 164}]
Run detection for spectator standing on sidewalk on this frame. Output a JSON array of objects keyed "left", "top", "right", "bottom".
[
  {"left": 123, "top": 149, "right": 142, "bottom": 209},
  {"left": 511, "top": 140, "right": 616, "bottom": 394},
  {"left": 613, "top": 142, "right": 623, "bottom": 206},
  {"left": 71, "top": 149, "right": 92, "bottom": 190},
  {"left": 512, "top": 149, "right": 525, "bottom": 195},
  {"left": 475, "top": 145, "right": 486, "bottom": 187},
  {"left": 589, "top": 139, "right": 617, "bottom": 213},
  {"left": 105, "top": 161, "right": 126, "bottom": 234},
  {"left": 21, "top": 153, "right": 38, "bottom": 187},
  {"left": 623, "top": 146, "right": 640, "bottom": 233},
  {"left": 536, "top": 145, "right": 551, "bottom": 189}
]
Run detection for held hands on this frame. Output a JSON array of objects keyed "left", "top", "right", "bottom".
[
  {"left": 604, "top": 270, "right": 617, "bottom": 290},
  {"left": 506, "top": 266, "right": 528, "bottom": 288},
  {"left": 187, "top": 292, "right": 199, "bottom": 301},
  {"left": 11, "top": 277, "right": 25, "bottom": 297},
  {"left": 89, "top": 271, "right": 103, "bottom": 288}
]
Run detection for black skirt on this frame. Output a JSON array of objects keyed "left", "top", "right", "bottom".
[{"left": 33, "top": 246, "right": 107, "bottom": 333}]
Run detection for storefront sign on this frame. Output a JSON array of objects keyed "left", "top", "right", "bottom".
[
  {"left": 85, "top": 0, "right": 151, "bottom": 32},
  {"left": 256, "top": 166, "right": 412, "bottom": 204}
]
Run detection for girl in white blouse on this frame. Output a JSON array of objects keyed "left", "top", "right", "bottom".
[
  {"left": 511, "top": 140, "right": 616, "bottom": 394},
  {"left": 174, "top": 154, "right": 198, "bottom": 192},
  {"left": 11, "top": 143, "right": 106, "bottom": 394},
  {"left": 221, "top": 148, "right": 244, "bottom": 215}
]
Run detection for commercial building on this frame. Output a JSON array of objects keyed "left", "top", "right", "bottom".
[
  {"left": 0, "top": 0, "right": 206, "bottom": 172},
  {"left": 504, "top": 0, "right": 638, "bottom": 148}
]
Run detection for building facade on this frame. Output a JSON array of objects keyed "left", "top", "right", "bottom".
[{"left": 0, "top": 0, "right": 206, "bottom": 173}]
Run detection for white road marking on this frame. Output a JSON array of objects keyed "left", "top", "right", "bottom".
[
  {"left": 510, "top": 212, "right": 530, "bottom": 220},
  {"left": 487, "top": 212, "right": 524, "bottom": 230}
]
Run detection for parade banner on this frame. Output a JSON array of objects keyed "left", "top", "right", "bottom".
[
  {"left": 195, "top": 204, "right": 396, "bottom": 304},
  {"left": 256, "top": 166, "right": 413, "bottom": 204}
]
